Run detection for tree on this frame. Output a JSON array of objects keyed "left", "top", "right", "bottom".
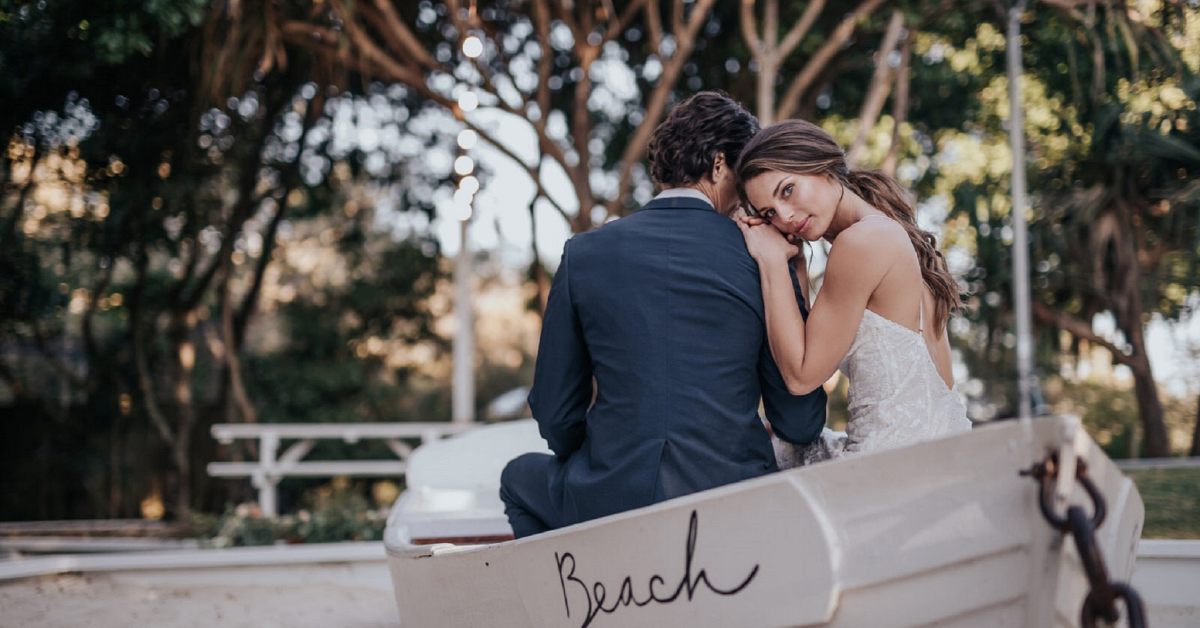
[
  {"left": 924, "top": 2, "right": 1200, "bottom": 456},
  {"left": 281, "top": 1, "right": 933, "bottom": 220},
  {"left": 0, "top": 0, "right": 451, "bottom": 518}
]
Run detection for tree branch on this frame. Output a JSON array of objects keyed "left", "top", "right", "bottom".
[
  {"left": 234, "top": 201, "right": 287, "bottom": 345},
  {"left": 775, "top": 0, "right": 887, "bottom": 121},
  {"left": 234, "top": 111, "right": 314, "bottom": 341},
  {"left": 167, "top": 203, "right": 202, "bottom": 306},
  {"left": 221, "top": 254, "right": 257, "bottom": 424},
  {"left": 465, "top": 122, "right": 571, "bottom": 223},
  {"left": 308, "top": 14, "right": 571, "bottom": 224},
  {"left": 608, "top": 0, "right": 718, "bottom": 218},
  {"left": 81, "top": 263, "right": 113, "bottom": 375},
  {"left": 0, "top": 357, "right": 21, "bottom": 398},
  {"left": 1032, "top": 301, "right": 1135, "bottom": 367},
  {"left": 1, "top": 143, "right": 38, "bottom": 250},
  {"left": 672, "top": 0, "right": 685, "bottom": 41},
  {"left": 881, "top": 30, "right": 911, "bottom": 176},
  {"left": 645, "top": 0, "right": 664, "bottom": 53},
  {"left": 368, "top": 0, "right": 438, "bottom": 69},
  {"left": 846, "top": 10, "right": 906, "bottom": 168},
  {"left": 131, "top": 252, "right": 175, "bottom": 447},
  {"left": 777, "top": 0, "right": 826, "bottom": 60},
  {"left": 603, "top": 0, "right": 649, "bottom": 44},
  {"left": 134, "top": 325, "right": 176, "bottom": 445},
  {"left": 740, "top": 0, "right": 764, "bottom": 63},
  {"left": 568, "top": 51, "right": 600, "bottom": 230},
  {"left": 30, "top": 320, "right": 87, "bottom": 389}
]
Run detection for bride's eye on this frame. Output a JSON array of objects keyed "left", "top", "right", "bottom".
[
  {"left": 782, "top": 184, "right": 793, "bottom": 198},
  {"left": 763, "top": 208, "right": 777, "bottom": 219}
]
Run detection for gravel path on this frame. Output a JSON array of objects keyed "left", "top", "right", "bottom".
[{"left": 0, "top": 571, "right": 400, "bottom": 628}]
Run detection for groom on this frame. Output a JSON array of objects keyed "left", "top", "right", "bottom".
[{"left": 500, "top": 91, "right": 827, "bottom": 538}]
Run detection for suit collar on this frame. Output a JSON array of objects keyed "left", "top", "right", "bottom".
[{"left": 639, "top": 196, "right": 718, "bottom": 213}]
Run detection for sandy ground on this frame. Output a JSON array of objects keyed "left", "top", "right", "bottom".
[{"left": 0, "top": 571, "right": 400, "bottom": 628}]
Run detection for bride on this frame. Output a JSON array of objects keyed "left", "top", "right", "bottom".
[{"left": 734, "top": 120, "right": 971, "bottom": 467}]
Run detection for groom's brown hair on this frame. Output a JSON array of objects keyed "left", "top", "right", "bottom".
[{"left": 647, "top": 91, "right": 759, "bottom": 189}]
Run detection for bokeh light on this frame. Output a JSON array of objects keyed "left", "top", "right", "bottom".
[
  {"left": 453, "top": 155, "right": 474, "bottom": 175},
  {"left": 458, "top": 175, "right": 479, "bottom": 194},
  {"left": 457, "top": 129, "right": 478, "bottom": 150},
  {"left": 462, "top": 36, "right": 483, "bottom": 59},
  {"left": 458, "top": 91, "right": 478, "bottom": 112}
]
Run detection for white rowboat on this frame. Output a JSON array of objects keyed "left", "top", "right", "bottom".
[{"left": 383, "top": 415, "right": 1144, "bottom": 627}]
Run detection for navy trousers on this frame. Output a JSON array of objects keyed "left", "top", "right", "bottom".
[{"left": 499, "top": 453, "right": 563, "bottom": 538}]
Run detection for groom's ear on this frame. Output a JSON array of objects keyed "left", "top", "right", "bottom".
[{"left": 709, "top": 152, "right": 728, "bottom": 182}]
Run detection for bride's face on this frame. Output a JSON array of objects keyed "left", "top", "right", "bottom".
[{"left": 743, "top": 170, "right": 841, "bottom": 242}]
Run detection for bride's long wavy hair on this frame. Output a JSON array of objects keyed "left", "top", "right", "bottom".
[{"left": 736, "top": 119, "right": 961, "bottom": 334}]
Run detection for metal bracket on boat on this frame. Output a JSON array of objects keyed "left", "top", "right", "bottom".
[{"left": 1022, "top": 455, "right": 1146, "bottom": 628}]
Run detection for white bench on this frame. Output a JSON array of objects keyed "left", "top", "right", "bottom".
[{"left": 207, "top": 423, "right": 476, "bottom": 517}]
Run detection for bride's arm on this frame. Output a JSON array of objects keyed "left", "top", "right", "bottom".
[
  {"left": 741, "top": 222, "right": 888, "bottom": 395},
  {"left": 793, "top": 249, "right": 810, "bottom": 309}
]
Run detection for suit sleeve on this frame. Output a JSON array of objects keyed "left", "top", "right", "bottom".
[
  {"left": 759, "top": 267, "right": 827, "bottom": 445},
  {"left": 527, "top": 239, "right": 593, "bottom": 458}
]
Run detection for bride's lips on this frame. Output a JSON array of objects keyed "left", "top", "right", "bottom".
[{"left": 795, "top": 216, "right": 812, "bottom": 237}]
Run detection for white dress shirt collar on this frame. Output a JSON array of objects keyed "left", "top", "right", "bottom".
[{"left": 654, "top": 186, "right": 715, "bottom": 208}]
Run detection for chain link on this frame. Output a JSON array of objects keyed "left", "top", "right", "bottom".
[{"left": 1022, "top": 454, "right": 1147, "bottom": 628}]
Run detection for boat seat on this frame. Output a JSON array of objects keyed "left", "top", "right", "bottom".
[{"left": 387, "top": 419, "right": 550, "bottom": 543}]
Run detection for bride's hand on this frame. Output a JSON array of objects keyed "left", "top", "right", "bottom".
[{"left": 737, "top": 217, "right": 798, "bottom": 265}]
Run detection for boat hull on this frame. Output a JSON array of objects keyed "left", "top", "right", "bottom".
[{"left": 384, "top": 416, "right": 1143, "bottom": 628}]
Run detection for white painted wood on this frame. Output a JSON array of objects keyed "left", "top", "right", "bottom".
[
  {"left": 1131, "top": 540, "right": 1200, "bottom": 628},
  {"left": 208, "top": 461, "right": 408, "bottom": 477},
  {"left": 207, "top": 422, "right": 474, "bottom": 516},
  {"left": 0, "top": 542, "right": 385, "bottom": 582},
  {"left": 210, "top": 422, "right": 475, "bottom": 441},
  {"left": 383, "top": 416, "right": 1150, "bottom": 628},
  {"left": 1116, "top": 456, "right": 1200, "bottom": 469},
  {"left": 0, "top": 537, "right": 201, "bottom": 553}
]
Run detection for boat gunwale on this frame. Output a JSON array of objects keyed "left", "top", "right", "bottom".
[{"left": 382, "top": 416, "right": 1112, "bottom": 562}]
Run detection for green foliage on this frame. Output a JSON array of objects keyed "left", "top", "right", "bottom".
[
  {"left": 1126, "top": 467, "right": 1200, "bottom": 539},
  {"left": 88, "top": 1, "right": 206, "bottom": 64},
  {"left": 0, "top": 0, "right": 456, "bottom": 519},
  {"left": 249, "top": 238, "right": 445, "bottom": 425},
  {"left": 903, "top": 5, "right": 1200, "bottom": 433},
  {"left": 198, "top": 480, "right": 389, "bottom": 547}
]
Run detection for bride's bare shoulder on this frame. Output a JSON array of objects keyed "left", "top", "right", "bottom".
[{"left": 827, "top": 219, "right": 910, "bottom": 276}]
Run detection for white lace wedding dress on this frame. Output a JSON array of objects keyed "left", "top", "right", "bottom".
[{"left": 774, "top": 305, "right": 972, "bottom": 469}]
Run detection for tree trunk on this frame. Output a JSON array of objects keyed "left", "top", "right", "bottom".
[
  {"left": 166, "top": 309, "right": 197, "bottom": 518},
  {"left": 758, "top": 58, "right": 777, "bottom": 126},
  {"left": 1127, "top": 327, "right": 1170, "bottom": 457},
  {"left": 1190, "top": 394, "right": 1200, "bottom": 457},
  {"left": 171, "top": 437, "right": 192, "bottom": 520}
]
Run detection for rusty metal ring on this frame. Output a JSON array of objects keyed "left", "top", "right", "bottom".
[
  {"left": 1082, "top": 582, "right": 1146, "bottom": 628},
  {"left": 1036, "top": 466, "right": 1070, "bottom": 530},
  {"left": 1030, "top": 457, "right": 1106, "bottom": 532}
]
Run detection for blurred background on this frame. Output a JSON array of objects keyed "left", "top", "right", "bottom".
[{"left": 1, "top": 0, "right": 1197, "bottom": 541}]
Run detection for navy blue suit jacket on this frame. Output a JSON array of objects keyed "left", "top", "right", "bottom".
[{"left": 527, "top": 195, "right": 827, "bottom": 526}]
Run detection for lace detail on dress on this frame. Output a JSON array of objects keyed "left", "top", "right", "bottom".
[{"left": 774, "top": 309, "right": 972, "bottom": 469}]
